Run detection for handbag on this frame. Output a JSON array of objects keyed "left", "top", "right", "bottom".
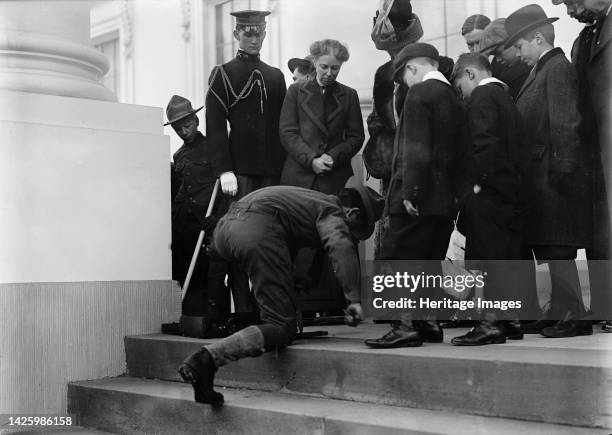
[{"left": 440, "top": 211, "right": 474, "bottom": 301}]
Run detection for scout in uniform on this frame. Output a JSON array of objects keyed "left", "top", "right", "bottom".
[
  {"left": 167, "top": 95, "right": 230, "bottom": 335},
  {"left": 177, "top": 178, "right": 384, "bottom": 405}
]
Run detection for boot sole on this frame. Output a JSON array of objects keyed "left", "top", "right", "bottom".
[
  {"left": 364, "top": 340, "right": 423, "bottom": 348},
  {"left": 451, "top": 337, "right": 507, "bottom": 346},
  {"left": 506, "top": 333, "right": 524, "bottom": 340}
]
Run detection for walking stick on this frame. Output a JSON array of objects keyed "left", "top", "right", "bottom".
[{"left": 182, "top": 178, "right": 220, "bottom": 301}]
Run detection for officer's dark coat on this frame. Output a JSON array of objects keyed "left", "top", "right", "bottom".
[
  {"left": 279, "top": 79, "right": 364, "bottom": 194},
  {"left": 206, "top": 51, "right": 287, "bottom": 177},
  {"left": 386, "top": 77, "right": 466, "bottom": 217},
  {"left": 515, "top": 48, "right": 592, "bottom": 248}
]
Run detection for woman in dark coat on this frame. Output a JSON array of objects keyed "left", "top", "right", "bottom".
[{"left": 279, "top": 39, "right": 364, "bottom": 195}]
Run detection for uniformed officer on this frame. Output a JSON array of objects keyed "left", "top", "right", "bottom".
[
  {"left": 206, "top": 10, "right": 287, "bottom": 312},
  {"left": 167, "top": 95, "right": 230, "bottom": 335},
  {"left": 177, "top": 178, "right": 384, "bottom": 405}
]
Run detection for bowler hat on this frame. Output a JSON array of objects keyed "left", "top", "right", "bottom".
[
  {"left": 479, "top": 18, "right": 509, "bottom": 55},
  {"left": 164, "top": 95, "right": 203, "bottom": 126},
  {"left": 392, "top": 42, "right": 439, "bottom": 81},
  {"left": 504, "top": 4, "right": 559, "bottom": 48},
  {"left": 287, "top": 56, "right": 314, "bottom": 73},
  {"left": 344, "top": 176, "right": 384, "bottom": 240}
]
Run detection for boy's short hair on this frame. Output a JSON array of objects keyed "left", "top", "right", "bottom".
[
  {"left": 452, "top": 53, "right": 492, "bottom": 81},
  {"left": 461, "top": 14, "right": 491, "bottom": 35},
  {"left": 521, "top": 23, "right": 555, "bottom": 45}
]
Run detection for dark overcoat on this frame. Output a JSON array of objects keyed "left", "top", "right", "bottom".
[
  {"left": 515, "top": 48, "right": 592, "bottom": 248},
  {"left": 386, "top": 78, "right": 466, "bottom": 217},
  {"left": 585, "top": 14, "right": 612, "bottom": 256},
  {"left": 206, "top": 51, "right": 287, "bottom": 177},
  {"left": 460, "top": 82, "right": 523, "bottom": 260},
  {"left": 279, "top": 78, "right": 364, "bottom": 195},
  {"left": 572, "top": 23, "right": 611, "bottom": 257}
]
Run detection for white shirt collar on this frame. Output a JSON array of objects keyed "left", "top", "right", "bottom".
[
  {"left": 478, "top": 76, "right": 509, "bottom": 91},
  {"left": 422, "top": 70, "right": 451, "bottom": 86}
]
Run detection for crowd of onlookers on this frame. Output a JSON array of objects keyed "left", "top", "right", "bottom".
[
  {"left": 168, "top": 1, "right": 611, "bottom": 348},
  {"left": 169, "top": 1, "right": 611, "bottom": 405}
]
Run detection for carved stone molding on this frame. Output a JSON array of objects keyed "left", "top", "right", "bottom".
[
  {"left": 121, "top": 0, "right": 134, "bottom": 58},
  {"left": 181, "top": 0, "right": 192, "bottom": 42}
]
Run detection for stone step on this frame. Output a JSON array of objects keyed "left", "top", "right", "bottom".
[
  {"left": 124, "top": 324, "right": 612, "bottom": 429},
  {"left": 67, "top": 377, "right": 602, "bottom": 435}
]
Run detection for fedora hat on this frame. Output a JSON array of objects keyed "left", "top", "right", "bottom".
[
  {"left": 344, "top": 176, "right": 385, "bottom": 240},
  {"left": 164, "top": 95, "right": 203, "bottom": 126},
  {"left": 504, "top": 4, "right": 558, "bottom": 48}
]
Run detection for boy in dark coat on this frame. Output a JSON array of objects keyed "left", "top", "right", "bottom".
[
  {"left": 365, "top": 43, "right": 466, "bottom": 348},
  {"left": 451, "top": 53, "right": 524, "bottom": 345},
  {"left": 506, "top": 4, "right": 592, "bottom": 337}
]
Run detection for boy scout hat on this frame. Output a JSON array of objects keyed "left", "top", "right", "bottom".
[
  {"left": 479, "top": 18, "right": 509, "bottom": 55},
  {"left": 345, "top": 176, "right": 385, "bottom": 240},
  {"left": 287, "top": 56, "right": 314, "bottom": 73},
  {"left": 231, "top": 10, "right": 270, "bottom": 31},
  {"left": 164, "top": 95, "right": 203, "bottom": 126},
  {"left": 504, "top": 4, "right": 559, "bottom": 48},
  {"left": 392, "top": 42, "right": 439, "bottom": 81}
]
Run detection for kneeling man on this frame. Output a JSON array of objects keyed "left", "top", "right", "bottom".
[{"left": 178, "top": 178, "right": 383, "bottom": 405}]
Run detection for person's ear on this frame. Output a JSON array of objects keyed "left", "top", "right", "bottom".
[
  {"left": 261, "top": 30, "right": 267, "bottom": 40},
  {"left": 465, "top": 68, "right": 475, "bottom": 80},
  {"left": 534, "top": 32, "right": 543, "bottom": 45},
  {"left": 233, "top": 29, "right": 240, "bottom": 41}
]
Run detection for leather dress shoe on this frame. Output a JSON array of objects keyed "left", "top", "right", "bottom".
[
  {"left": 603, "top": 321, "right": 612, "bottom": 332},
  {"left": 451, "top": 321, "right": 506, "bottom": 346},
  {"left": 364, "top": 324, "right": 423, "bottom": 348},
  {"left": 178, "top": 348, "right": 224, "bottom": 405},
  {"left": 541, "top": 319, "right": 593, "bottom": 338},
  {"left": 522, "top": 318, "right": 557, "bottom": 334},
  {"left": 415, "top": 320, "right": 444, "bottom": 343},
  {"left": 504, "top": 320, "right": 524, "bottom": 340}
]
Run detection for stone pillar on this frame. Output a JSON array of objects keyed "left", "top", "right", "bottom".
[
  {"left": 0, "top": 0, "right": 116, "bottom": 101},
  {"left": 0, "top": 1, "right": 179, "bottom": 415}
]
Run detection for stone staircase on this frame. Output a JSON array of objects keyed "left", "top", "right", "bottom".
[{"left": 67, "top": 324, "right": 612, "bottom": 434}]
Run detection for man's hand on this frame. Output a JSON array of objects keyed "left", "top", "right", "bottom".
[
  {"left": 220, "top": 171, "right": 238, "bottom": 196},
  {"left": 473, "top": 184, "right": 482, "bottom": 194},
  {"left": 403, "top": 200, "right": 419, "bottom": 217},
  {"left": 312, "top": 155, "right": 333, "bottom": 175},
  {"left": 344, "top": 302, "right": 363, "bottom": 327}
]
